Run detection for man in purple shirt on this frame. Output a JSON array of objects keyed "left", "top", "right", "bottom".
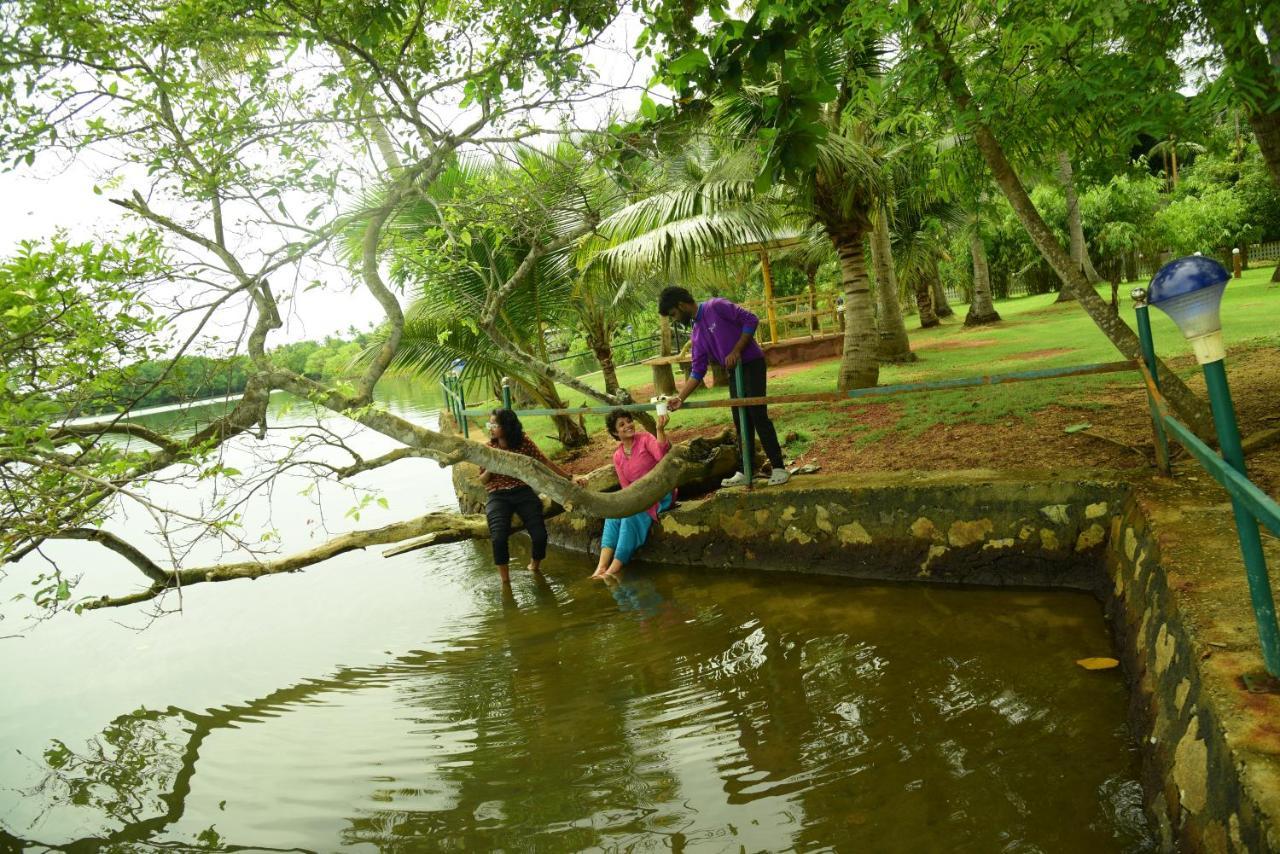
[{"left": 658, "top": 286, "right": 790, "bottom": 486}]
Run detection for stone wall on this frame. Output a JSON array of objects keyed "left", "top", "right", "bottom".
[{"left": 1105, "top": 480, "right": 1280, "bottom": 852}]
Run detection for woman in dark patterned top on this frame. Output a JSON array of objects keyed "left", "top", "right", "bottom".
[{"left": 478, "top": 409, "right": 574, "bottom": 585}]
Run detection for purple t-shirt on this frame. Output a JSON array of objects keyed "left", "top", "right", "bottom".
[{"left": 689, "top": 298, "right": 765, "bottom": 381}]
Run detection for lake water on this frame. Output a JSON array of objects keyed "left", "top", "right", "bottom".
[{"left": 0, "top": 378, "right": 1154, "bottom": 851}]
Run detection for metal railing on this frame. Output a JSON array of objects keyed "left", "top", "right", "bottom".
[
  {"left": 1133, "top": 299, "right": 1280, "bottom": 677},
  {"left": 455, "top": 361, "right": 1138, "bottom": 497},
  {"left": 548, "top": 328, "right": 691, "bottom": 372},
  {"left": 439, "top": 374, "right": 470, "bottom": 439}
]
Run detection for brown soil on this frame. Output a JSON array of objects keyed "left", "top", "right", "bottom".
[{"left": 561, "top": 345, "right": 1280, "bottom": 500}]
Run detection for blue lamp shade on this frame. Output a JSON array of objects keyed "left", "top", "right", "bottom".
[
  {"left": 1147, "top": 256, "right": 1230, "bottom": 339},
  {"left": 450, "top": 358, "right": 466, "bottom": 377}
]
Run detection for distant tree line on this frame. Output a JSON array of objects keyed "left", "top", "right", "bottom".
[{"left": 79, "top": 330, "right": 374, "bottom": 415}]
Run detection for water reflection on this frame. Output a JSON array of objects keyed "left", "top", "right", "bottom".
[{"left": 4, "top": 563, "right": 1155, "bottom": 852}]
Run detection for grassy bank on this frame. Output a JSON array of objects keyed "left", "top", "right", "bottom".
[{"left": 474, "top": 268, "right": 1279, "bottom": 471}]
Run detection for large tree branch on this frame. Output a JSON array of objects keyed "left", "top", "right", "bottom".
[
  {"left": 79, "top": 431, "right": 737, "bottom": 608},
  {"left": 270, "top": 370, "right": 702, "bottom": 515}
]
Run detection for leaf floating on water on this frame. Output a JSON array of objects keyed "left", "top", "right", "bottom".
[
  {"left": 1076, "top": 657, "right": 1120, "bottom": 670},
  {"left": 1064, "top": 423, "right": 1092, "bottom": 434}
]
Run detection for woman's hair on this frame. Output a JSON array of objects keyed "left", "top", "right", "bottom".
[
  {"left": 490, "top": 408, "right": 525, "bottom": 448},
  {"left": 605, "top": 408, "right": 633, "bottom": 440}
]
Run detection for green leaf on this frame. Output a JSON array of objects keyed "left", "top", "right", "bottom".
[
  {"left": 1064, "top": 423, "right": 1092, "bottom": 434},
  {"left": 666, "top": 50, "right": 710, "bottom": 76}
]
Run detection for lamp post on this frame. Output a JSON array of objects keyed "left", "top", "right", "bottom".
[
  {"left": 1232, "top": 247, "right": 1242, "bottom": 279},
  {"left": 1147, "top": 256, "right": 1280, "bottom": 675}
]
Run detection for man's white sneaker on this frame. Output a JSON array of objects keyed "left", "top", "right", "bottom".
[
  {"left": 720, "top": 471, "right": 750, "bottom": 487},
  {"left": 767, "top": 468, "right": 791, "bottom": 486}
]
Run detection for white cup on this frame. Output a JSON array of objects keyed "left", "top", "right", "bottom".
[{"left": 654, "top": 398, "right": 669, "bottom": 417}]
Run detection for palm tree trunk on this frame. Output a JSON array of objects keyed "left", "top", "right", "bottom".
[
  {"left": 965, "top": 229, "right": 1001, "bottom": 326},
  {"left": 930, "top": 276, "right": 954, "bottom": 318},
  {"left": 592, "top": 344, "right": 621, "bottom": 394},
  {"left": 912, "top": 9, "right": 1214, "bottom": 438},
  {"left": 830, "top": 225, "right": 879, "bottom": 390},
  {"left": 912, "top": 272, "right": 939, "bottom": 328},
  {"left": 1056, "top": 151, "right": 1101, "bottom": 305},
  {"left": 534, "top": 375, "right": 588, "bottom": 448},
  {"left": 870, "top": 208, "right": 916, "bottom": 362}
]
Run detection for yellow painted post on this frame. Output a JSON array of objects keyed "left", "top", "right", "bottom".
[{"left": 759, "top": 250, "right": 779, "bottom": 344}]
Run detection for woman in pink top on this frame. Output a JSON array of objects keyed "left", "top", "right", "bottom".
[{"left": 587, "top": 409, "right": 675, "bottom": 578}]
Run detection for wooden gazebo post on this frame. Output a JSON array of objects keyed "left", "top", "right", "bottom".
[{"left": 758, "top": 250, "right": 779, "bottom": 344}]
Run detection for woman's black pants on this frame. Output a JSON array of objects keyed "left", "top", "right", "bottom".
[{"left": 485, "top": 485, "right": 548, "bottom": 566}]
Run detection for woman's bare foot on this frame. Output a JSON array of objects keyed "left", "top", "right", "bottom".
[{"left": 527, "top": 560, "right": 543, "bottom": 574}]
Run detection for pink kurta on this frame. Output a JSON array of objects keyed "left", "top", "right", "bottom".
[{"left": 612, "top": 431, "right": 673, "bottom": 520}]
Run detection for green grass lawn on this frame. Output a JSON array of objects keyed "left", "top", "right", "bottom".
[{"left": 487, "top": 266, "right": 1280, "bottom": 458}]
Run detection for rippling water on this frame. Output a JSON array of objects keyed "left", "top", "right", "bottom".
[{"left": 0, "top": 380, "right": 1153, "bottom": 851}]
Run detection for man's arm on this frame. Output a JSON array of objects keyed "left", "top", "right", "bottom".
[
  {"left": 667, "top": 375, "right": 703, "bottom": 411},
  {"left": 723, "top": 330, "right": 753, "bottom": 371},
  {"left": 670, "top": 322, "right": 708, "bottom": 412}
]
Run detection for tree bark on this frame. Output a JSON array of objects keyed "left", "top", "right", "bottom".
[
  {"left": 913, "top": 271, "right": 939, "bottom": 328},
  {"left": 911, "top": 8, "right": 1214, "bottom": 438},
  {"left": 965, "top": 229, "right": 1001, "bottom": 326},
  {"left": 1056, "top": 150, "right": 1101, "bottom": 306},
  {"left": 830, "top": 224, "right": 880, "bottom": 390},
  {"left": 589, "top": 340, "right": 621, "bottom": 394},
  {"left": 930, "top": 276, "right": 954, "bottom": 318},
  {"left": 870, "top": 207, "right": 916, "bottom": 362},
  {"left": 532, "top": 375, "right": 588, "bottom": 448}
]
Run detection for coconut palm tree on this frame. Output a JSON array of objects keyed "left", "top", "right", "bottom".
[{"left": 596, "top": 49, "right": 890, "bottom": 390}]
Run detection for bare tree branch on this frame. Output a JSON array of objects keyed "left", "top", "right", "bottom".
[{"left": 54, "top": 528, "right": 168, "bottom": 584}]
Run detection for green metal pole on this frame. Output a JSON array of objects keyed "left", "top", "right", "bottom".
[
  {"left": 455, "top": 376, "right": 469, "bottom": 439},
  {"left": 501, "top": 376, "right": 513, "bottom": 410},
  {"left": 1133, "top": 300, "right": 1172, "bottom": 474},
  {"left": 1201, "top": 359, "right": 1280, "bottom": 676},
  {"left": 441, "top": 379, "right": 456, "bottom": 426},
  {"left": 734, "top": 362, "right": 752, "bottom": 487},
  {"left": 446, "top": 377, "right": 463, "bottom": 435}
]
